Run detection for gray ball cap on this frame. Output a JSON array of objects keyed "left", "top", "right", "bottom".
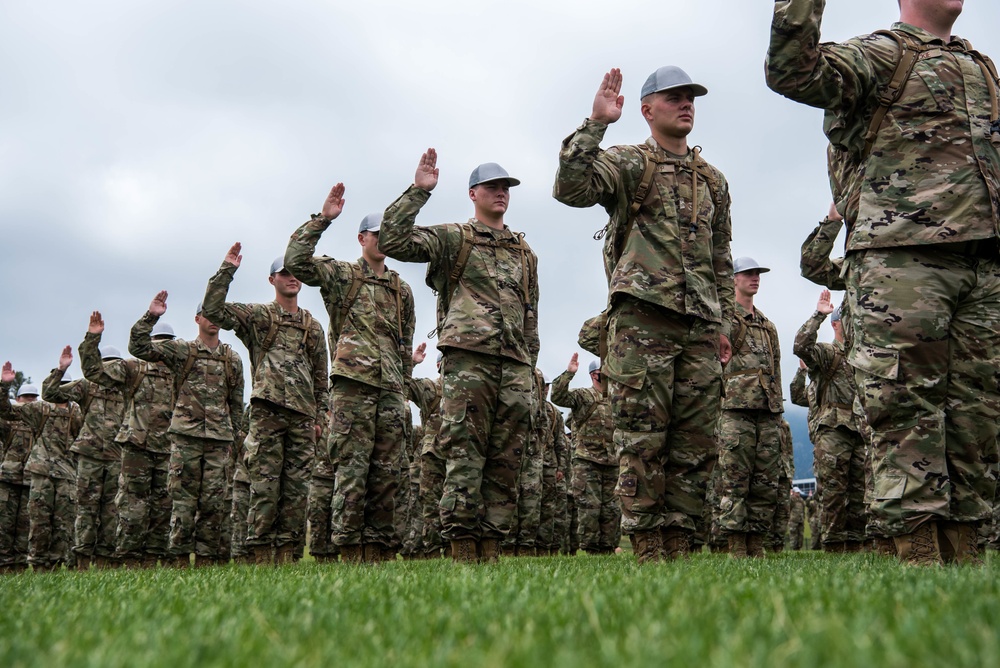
[
  {"left": 436, "top": 352, "right": 443, "bottom": 365},
  {"left": 60, "top": 372, "right": 73, "bottom": 383},
  {"left": 469, "top": 163, "right": 521, "bottom": 189},
  {"left": 17, "top": 384, "right": 40, "bottom": 397},
  {"left": 641, "top": 66, "right": 708, "bottom": 99},
  {"left": 831, "top": 306, "right": 842, "bottom": 323},
  {"left": 733, "top": 256, "right": 771, "bottom": 274},
  {"left": 270, "top": 255, "right": 285, "bottom": 275},
  {"left": 100, "top": 345, "right": 123, "bottom": 361},
  {"left": 151, "top": 321, "right": 176, "bottom": 339},
  {"left": 195, "top": 301, "right": 203, "bottom": 315},
  {"left": 359, "top": 213, "right": 382, "bottom": 234},
  {"left": 588, "top": 360, "right": 601, "bottom": 373}
]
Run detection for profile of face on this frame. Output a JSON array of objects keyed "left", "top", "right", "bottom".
[
  {"left": 358, "top": 231, "right": 385, "bottom": 262},
  {"left": 469, "top": 180, "right": 511, "bottom": 218},
  {"left": 641, "top": 87, "right": 696, "bottom": 140},
  {"left": 734, "top": 269, "right": 762, "bottom": 297},
  {"left": 269, "top": 269, "right": 301, "bottom": 298}
]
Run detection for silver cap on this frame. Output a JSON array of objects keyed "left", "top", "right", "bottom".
[
  {"left": 17, "top": 384, "right": 40, "bottom": 398},
  {"left": 270, "top": 256, "right": 285, "bottom": 275},
  {"left": 640, "top": 66, "right": 708, "bottom": 99},
  {"left": 100, "top": 345, "right": 123, "bottom": 360},
  {"left": 733, "top": 256, "right": 771, "bottom": 274},
  {"left": 359, "top": 213, "right": 382, "bottom": 234},
  {"left": 588, "top": 360, "right": 601, "bottom": 374},
  {"left": 469, "top": 163, "right": 520, "bottom": 188},
  {"left": 151, "top": 322, "right": 176, "bottom": 339}
]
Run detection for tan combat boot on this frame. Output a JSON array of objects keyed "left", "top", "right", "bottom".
[
  {"left": 823, "top": 541, "right": 845, "bottom": 553},
  {"left": 938, "top": 521, "right": 983, "bottom": 566},
  {"left": 632, "top": 530, "right": 665, "bottom": 564},
  {"left": 142, "top": 555, "right": 160, "bottom": 569},
  {"left": 746, "top": 532, "right": 765, "bottom": 558},
  {"left": 894, "top": 521, "right": 944, "bottom": 566},
  {"left": 340, "top": 544, "right": 363, "bottom": 564},
  {"left": 252, "top": 545, "right": 273, "bottom": 566},
  {"left": 843, "top": 541, "right": 864, "bottom": 553},
  {"left": 450, "top": 538, "right": 478, "bottom": 564},
  {"left": 661, "top": 527, "right": 691, "bottom": 560},
  {"left": 501, "top": 545, "right": 517, "bottom": 557},
  {"left": 275, "top": 544, "right": 297, "bottom": 565},
  {"left": 363, "top": 544, "right": 386, "bottom": 563},
  {"left": 873, "top": 537, "right": 897, "bottom": 557},
  {"left": 167, "top": 555, "right": 190, "bottom": 569},
  {"left": 727, "top": 532, "right": 748, "bottom": 558},
  {"left": 478, "top": 538, "right": 500, "bottom": 564}
]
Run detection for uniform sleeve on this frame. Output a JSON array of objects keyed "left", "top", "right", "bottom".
[
  {"left": 129, "top": 311, "right": 186, "bottom": 370},
  {"left": 552, "top": 119, "right": 622, "bottom": 211},
  {"left": 765, "top": 0, "right": 876, "bottom": 113},
  {"left": 80, "top": 331, "right": 131, "bottom": 391},
  {"left": 550, "top": 370, "right": 586, "bottom": 412},
  {"left": 310, "top": 320, "right": 329, "bottom": 423},
  {"left": 202, "top": 262, "right": 255, "bottom": 341},
  {"left": 0, "top": 393, "right": 42, "bottom": 432},
  {"left": 41, "top": 367, "right": 87, "bottom": 404},
  {"left": 401, "top": 283, "right": 417, "bottom": 380},
  {"left": 284, "top": 216, "right": 335, "bottom": 288},
  {"left": 378, "top": 186, "right": 453, "bottom": 267},
  {"left": 525, "top": 250, "right": 541, "bottom": 367},
  {"left": 228, "top": 351, "right": 245, "bottom": 436},
  {"left": 800, "top": 218, "right": 846, "bottom": 290},
  {"left": 712, "top": 177, "right": 736, "bottom": 339},
  {"left": 793, "top": 311, "right": 832, "bottom": 373},
  {"left": 790, "top": 367, "right": 809, "bottom": 408}
]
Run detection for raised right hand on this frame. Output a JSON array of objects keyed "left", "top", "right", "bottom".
[
  {"left": 1, "top": 361, "right": 14, "bottom": 383},
  {"left": 412, "top": 342, "right": 427, "bottom": 365},
  {"left": 414, "top": 149, "right": 439, "bottom": 192},
  {"left": 149, "top": 291, "right": 168, "bottom": 317},
  {"left": 58, "top": 346, "right": 73, "bottom": 371},
  {"left": 322, "top": 183, "right": 346, "bottom": 220},
  {"left": 88, "top": 311, "right": 104, "bottom": 335},
  {"left": 590, "top": 68, "right": 624, "bottom": 125},
  {"left": 567, "top": 352, "right": 579, "bottom": 374},
  {"left": 817, "top": 289, "right": 834, "bottom": 315},
  {"left": 225, "top": 242, "right": 243, "bottom": 268}
]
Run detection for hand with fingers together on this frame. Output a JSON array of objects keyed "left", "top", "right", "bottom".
[
  {"left": 412, "top": 342, "right": 427, "bottom": 365},
  {"left": 321, "top": 183, "right": 346, "bottom": 221},
  {"left": 88, "top": 311, "right": 104, "bottom": 335},
  {"left": 149, "top": 290, "right": 168, "bottom": 316},
  {"left": 225, "top": 242, "right": 243, "bottom": 268},
  {"left": 414, "top": 149, "right": 439, "bottom": 192},
  {"left": 591, "top": 68, "right": 624, "bottom": 125},
  {"left": 58, "top": 345, "right": 73, "bottom": 371}
]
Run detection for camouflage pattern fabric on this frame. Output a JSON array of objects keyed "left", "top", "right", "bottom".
[
  {"left": 788, "top": 494, "right": 806, "bottom": 550},
  {"left": 436, "top": 349, "right": 533, "bottom": 542},
  {"left": 114, "top": 443, "right": 171, "bottom": 559},
  {"left": 379, "top": 187, "right": 540, "bottom": 368},
  {"left": 551, "top": 370, "right": 614, "bottom": 466},
  {"left": 0, "top": 481, "right": 29, "bottom": 566},
  {"left": 166, "top": 433, "right": 231, "bottom": 560},
  {"left": 553, "top": 120, "right": 735, "bottom": 334},
  {"left": 417, "top": 451, "right": 446, "bottom": 556},
  {"left": 27, "top": 473, "right": 75, "bottom": 568},
  {"left": 537, "top": 401, "right": 568, "bottom": 553},
  {"left": 42, "top": 363, "right": 126, "bottom": 463},
  {"left": 509, "top": 372, "right": 547, "bottom": 553},
  {"left": 393, "top": 408, "right": 414, "bottom": 555},
  {"left": 846, "top": 247, "right": 1000, "bottom": 535},
  {"left": 230, "top": 478, "right": 250, "bottom": 559},
  {"left": 403, "top": 423, "right": 424, "bottom": 554},
  {"left": 328, "top": 377, "right": 405, "bottom": 549},
  {"left": 769, "top": 420, "right": 794, "bottom": 551},
  {"left": 73, "top": 454, "right": 120, "bottom": 560},
  {"left": 605, "top": 296, "right": 722, "bottom": 535},
  {"left": 806, "top": 495, "right": 822, "bottom": 550},
  {"left": 1, "top": 415, "right": 35, "bottom": 486},
  {"left": 800, "top": 217, "right": 845, "bottom": 291},
  {"left": 307, "top": 420, "right": 337, "bottom": 560},
  {"left": 0, "top": 393, "right": 83, "bottom": 482},
  {"left": 571, "top": 459, "right": 620, "bottom": 553}
]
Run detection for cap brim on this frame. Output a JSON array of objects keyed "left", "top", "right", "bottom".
[
  {"left": 650, "top": 82, "right": 709, "bottom": 97},
  {"left": 472, "top": 176, "right": 521, "bottom": 188}
]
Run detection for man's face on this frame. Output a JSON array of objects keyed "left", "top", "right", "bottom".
[
  {"left": 734, "top": 270, "right": 762, "bottom": 298},
  {"left": 17, "top": 394, "right": 38, "bottom": 404},
  {"left": 269, "top": 269, "right": 301, "bottom": 298},
  {"left": 641, "top": 88, "right": 696, "bottom": 139},
  {"left": 358, "top": 231, "right": 385, "bottom": 262},
  {"left": 195, "top": 314, "right": 220, "bottom": 337},
  {"left": 469, "top": 181, "right": 511, "bottom": 217},
  {"left": 590, "top": 370, "right": 601, "bottom": 386}
]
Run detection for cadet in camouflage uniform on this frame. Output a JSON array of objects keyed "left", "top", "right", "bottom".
[
  {"left": 406, "top": 344, "right": 445, "bottom": 558},
  {"left": 203, "top": 244, "right": 328, "bottom": 565},
  {"left": 130, "top": 291, "right": 245, "bottom": 567},
  {"left": 767, "top": 0, "right": 1000, "bottom": 565},
  {"left": 769, "top": 419, "right": 795, "bottom": 553},
  {"left": 394, "top": 403, "right": 415, "bottom": 557},
  {"left": 537, "top": 379, "right": 569, "bottom": 555},
  {"left": 380, "top": 153, "right": 540, "bottom": 564},
  {"left": 788, "top": 488, "right": 806, "bottom": 550},
  {"left": 306, "top": 407, "right": 338, "bottom": 562},
  {"left": 403, "top": 421, "right": 424, "bottom": 556},
  {"left": 285, "top": 186, "right": 415, "bottom": 564},
  {"left": 0, "top": 384, "right": 38, "bottom": 570},
  {"left": 554, "top": 67, "right": 734, "bottom": 563},
  {"left": 507, "top": 368, "right": 546, "bottom": 556},
  {"left": 794, "top": 291, "right": 867, "bottom": 552},
  {"left": 44, "top": 333, "right": 127, "bottom": 569},
  {"left": 1, "top": 361, "right": 83, "bottom": 570},
  {"left": 228, "top": 404, "right": 251, "bottom": 563},
  {"left": 716, "top": 257, "right": 784, "bottom": 558},
  {"left": 551, "top": 355, "right": 620, "bottom": 555},
  {"left": 80, "top": 313, "right": 177, "bottom": 567}
]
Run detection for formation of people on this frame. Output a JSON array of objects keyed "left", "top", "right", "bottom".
[{"left": 3, "top": 0, "right": 1000, "bottom": 571}]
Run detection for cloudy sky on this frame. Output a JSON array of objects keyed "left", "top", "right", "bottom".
[{"left": 4, "top": 1, "right": 998, "bottom": 412}]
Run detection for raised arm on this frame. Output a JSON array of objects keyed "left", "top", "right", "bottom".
[
  {"left": 203, "top": 242, "right": 255, "bottom": 339},
  {"left": 80, "top": 311, "right": 130, "bottom": 391},
  {"left": 41, "top": 346, "right": 87, "bottom": 404},
  {"left": 129, "top": 291, "right": 183, "bottom": 369},
  {"left": 284, "top": 183, "right": 346, "bottom": 287},
  {"left": 800, "top": 203, "right": 846, "bottom": 290},
  {"left": 550, "top": 356, "right": 587, "bottom": 411},
  {"left": 793, "top": 290, "right": 834, "bottom": 371},
  {"left": 790, "top": 362, "right": 810, "bottom": 408},
  {"left": 379, "top": 150, "right": 449, "bottom": 264}
]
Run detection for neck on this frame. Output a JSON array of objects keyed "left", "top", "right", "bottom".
[
  {"left": 736, "top": 293, "right": 754, "bottom": 313},
  {"left": 364, "top": 256, "right": 386, "bottom": 277},
  {"left": 475, "top": 212, "right": 505, "bottom": 231},
  {"left": 652, "top": 131, "right": 689, "bottom": 156},
  {"left": 275, "top": 293, "right": 298, "bottom": 313},
  {"left": 900, "top": 8, "right": 957, "bottom": 41},
  {"left": 198, "top": 332, "right": 220, "bottom": 348}
]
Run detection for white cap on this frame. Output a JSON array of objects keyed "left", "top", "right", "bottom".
[
  {"left": 733, "top": 256, "right": 771, "bottom": 274},
  {"left": 100, "top": 345, "right": 123, "bottom": 360},
  {"left": 641, "top": 66, "right": 708, "bottom": 99},
  {"left": 469, "top": 163, "right": 520, "bottom": 188},
  {"left": 17, "top": 384, "right": 40, "bottom": 398},
  {"left": 588, "top": 360, "right": 601, "bottom": 374},
  {"left": 359, "top": 213, "right": 382, "bottom": 234},
  {"left": 151, "top": 322, "right": 176, "bottom": 339}
]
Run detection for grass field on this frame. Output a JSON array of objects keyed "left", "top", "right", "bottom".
[{"left": 1, "top": 551, "right": 998, "bottom": 667}]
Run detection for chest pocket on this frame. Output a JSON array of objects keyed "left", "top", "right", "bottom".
[{"left": 892, "top": 52, "right": 958, "bottom": 131}]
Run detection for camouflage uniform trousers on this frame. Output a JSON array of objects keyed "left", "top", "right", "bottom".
[
  {"left": 28, "top": 474, "right": 75, "bottom": 568},
  {"left": 705, "top": 452, "right": 727, "bottom": 550},
  {"left": 416, "top": 451, "right": 446, "bottom": 556},
  {"left": 405, "top": 454, "right": 422, "bottom": 554},
  {"left": 716, "top": 409, "right": 784, "bottom": 535},
  {"left": 770, "top": 470, "right": 791, "bottom": 551},
  {"left": 788, "top": 518, "right": 805, "bottom": 551},
  {"left": 847, "top": 246, "right": 1000, "bottom": 535},
  {"left": 808, "top": 502, "right": 822, "bottom": 550},
  {"left": 393, "top": 443, "right": 413, "bottom": 555},
  {"left": 245, "top": 400, "right": 315, "bottom": 552},
  {"left": 330, "top": 377, "right": 404, "bottom": 549},
  {"left": 73, "top": 454, "right": 121, "bottom": 560},
  {"left": 307, "top": 474, "right": 337, "bottom": 559},
  {"left": 114, "top": 444, "right": 171, "bottom": 559},
  {"left": 509, "top": 434, "right": 543, "bottom": 552},
  {"left": 979, "top": 459, "right": 1000, "bottom": 550},
  {"left": 536, "top": 463, "right": 560, "bottom": 552},
  {"left": 0, "top": 481, "right": 30, "bottom": 566},
  {"left": 572, "top": 458, "right": 621, "bottom": 552},
  {"left": 437, "top": 349, "right": 532, "bottom": 542},
  {"left": 566, "top": 489, "right": 579, "bottom": 553},
  {"left": 607, "top": 297, "right": 721, "bottom": 535},
  {"left": 230, "top": 479, "right": 250, "bottom": 559},
  {"left": 167, "top": 433, "right": 231, "bottom": 560},
  {"left": 814, "top": 426, "right": 867, "bottom": 544}
]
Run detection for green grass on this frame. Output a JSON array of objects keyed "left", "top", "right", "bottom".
[{"left": 1, "top": 551, "right": 998, "bottom": 667}]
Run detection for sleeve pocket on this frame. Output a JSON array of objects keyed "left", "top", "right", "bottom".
[{"left": 848, "top": 340, "right": 899, "bottom": 381}]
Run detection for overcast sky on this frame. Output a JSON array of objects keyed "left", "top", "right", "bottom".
[{"left": 3, "top": 1, "right": 998, "bottom": 407}]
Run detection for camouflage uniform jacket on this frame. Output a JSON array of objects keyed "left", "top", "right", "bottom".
[
  {"left": 406, "top": 376, "right": 442, "bottom": 458},
  {"left": 379, "top": 187, "right": 540, "bottom": 367},
  {"left": 793, "top": 312, "right": 858, "bottom": 432},
  {"left": 42, "top": 365, "right": 126, "bottom": 462},
  {"left": 314, "top": 407, "right": 335, "bottom": 480},
  {"left": 129, "top": 311, "right": 244, "bottom": 442},
  {"left": 553, "top": 119, "right": 735, "bottom": 337},
  {"left": 550, "top": 370, "right": 614, "bottom": 465},
  {"left": 0, "top": 386, "right": 82, "bottom": 480},
  {"left": 286, "top": 217, "right": 415, "bottom": 394},
  {"left": 203, "top": 261, "right": 329, "bottom": 421},
  {"left": 780, "top": 419, "right": 795, "bottom": 480},
  {"left": 232, "top": 405, "right": 251, "bottom": 484},
  {"left": 545, "top": 401, "right": 569, "bottom": 473},
  {"left": 789, "top": 366, "right": 820, "bottom": 440},
  {"left": 722, "top": 303, "right": 783, "bottom": 413},
  {"left": 0, "top": 413, "right": 33, "bottom": 484},
  {"left": 80, "top": 331, "right": 175, "bottom": 455},
  {"left": 790, "top": 495, "right": 806, "bottom": 523},
  {"left": 800, "top": 217, "right": 845, "bottom": 290},
  {"left": 766, "top": 5, "right": 1000, "bottom": 249}
]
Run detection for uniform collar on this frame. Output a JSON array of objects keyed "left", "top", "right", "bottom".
[{"left": 891, "top": 22, "right": 964, "bottom": 48}]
